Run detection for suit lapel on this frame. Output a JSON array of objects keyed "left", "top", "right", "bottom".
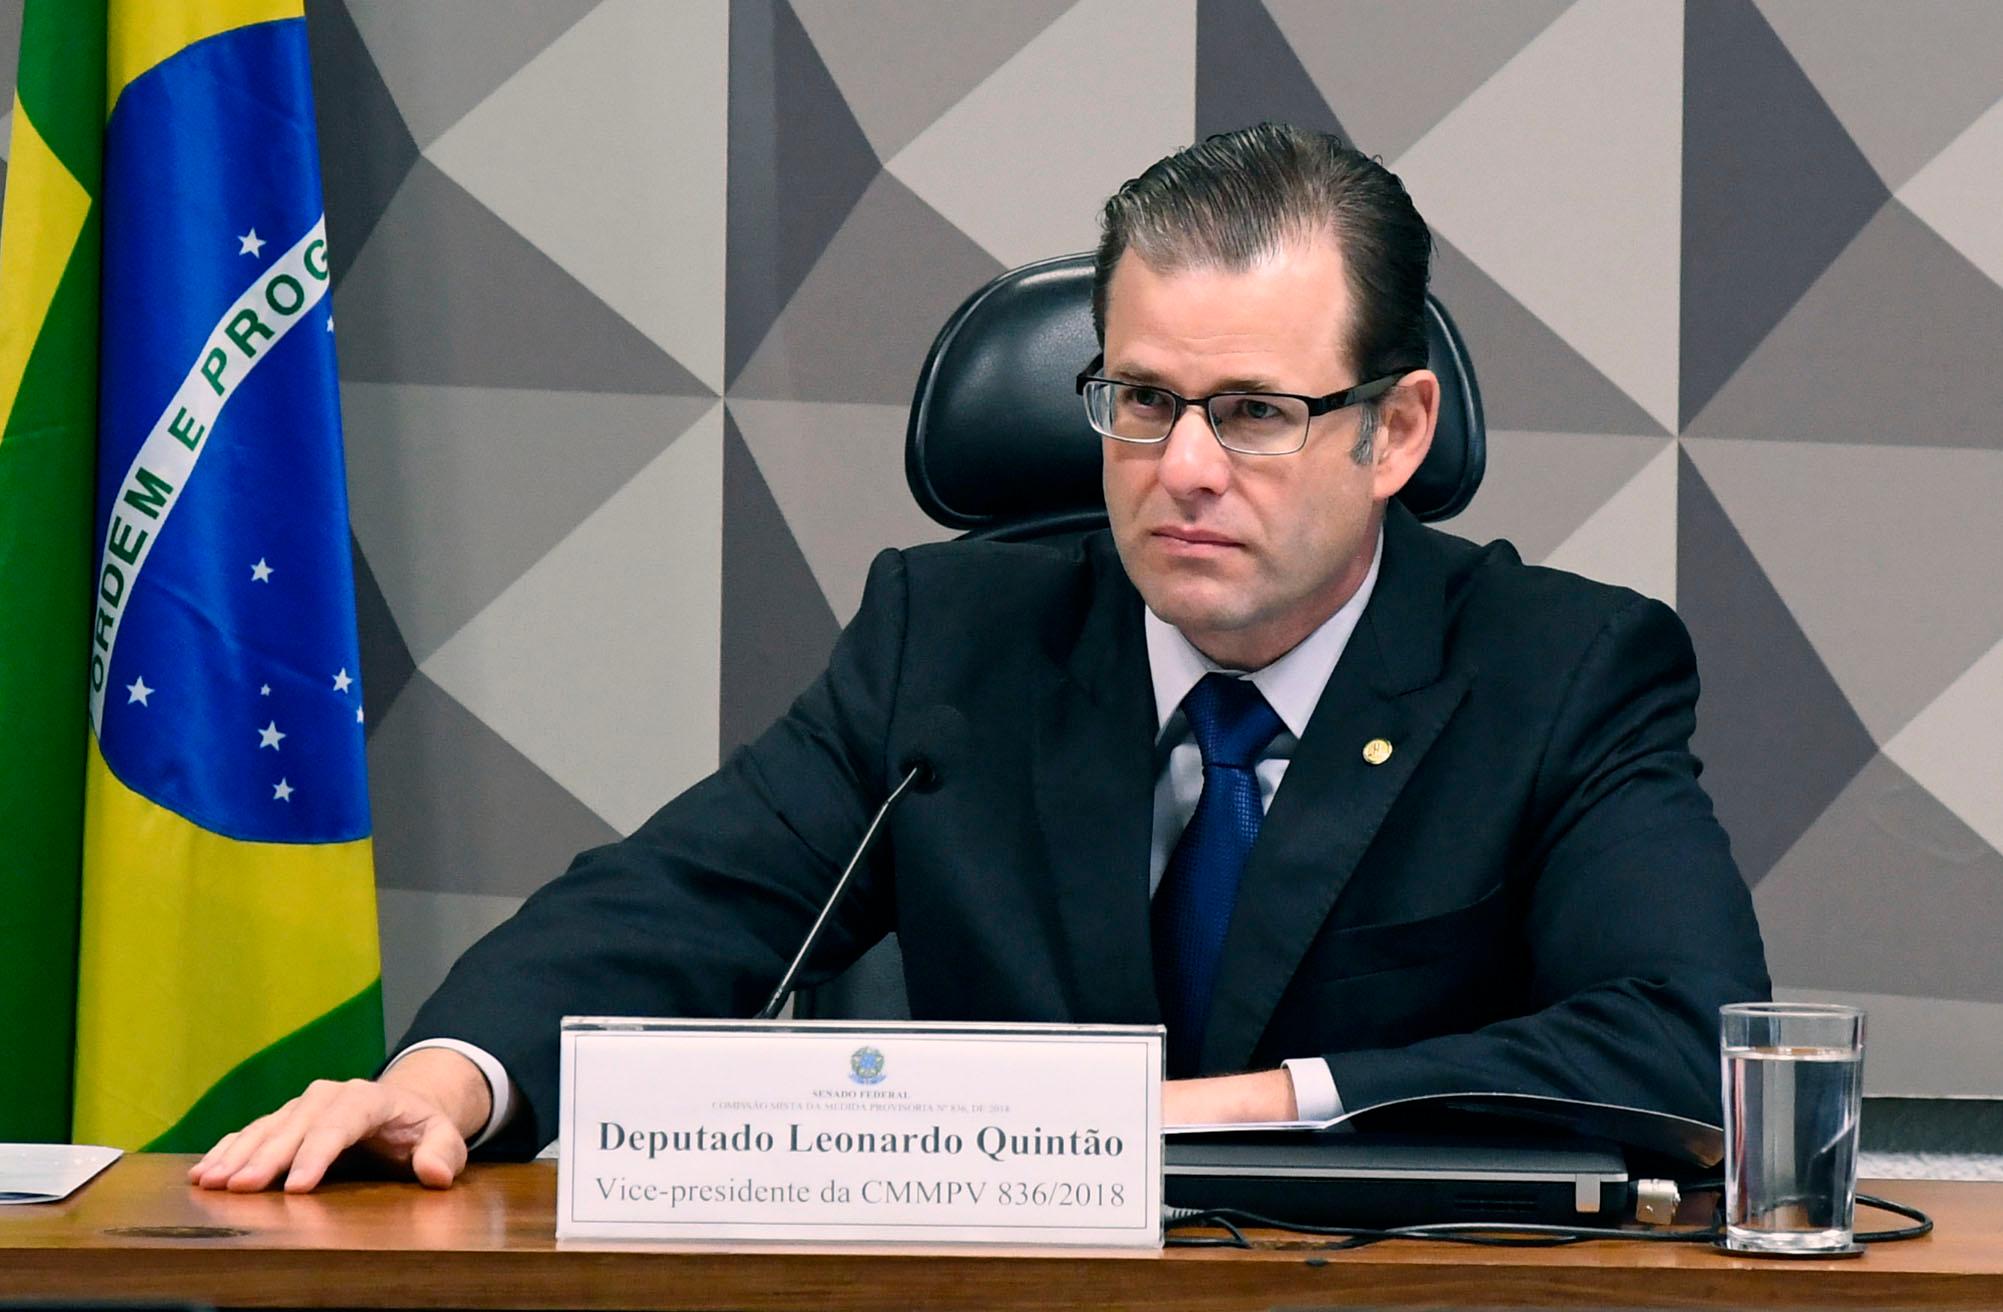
[
  {"left": 1030, "top": 542, "right": 1162, "bottom": 1025},
  {"left": 1200, "top": 506, "right": 1473, "bottom": 1074}
]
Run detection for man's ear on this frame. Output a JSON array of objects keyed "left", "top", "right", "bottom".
[{"left": 1371, "top": 369, "right": 1440, "bottom": 502}]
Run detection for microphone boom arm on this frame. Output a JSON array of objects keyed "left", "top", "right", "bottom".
[{"left": 754, "top": 763, "right": 923, "bottom": 1021}]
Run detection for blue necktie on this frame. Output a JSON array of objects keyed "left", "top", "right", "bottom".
[{"left": 1153, "top": 672, "right": 1285, "bottom": 1078}]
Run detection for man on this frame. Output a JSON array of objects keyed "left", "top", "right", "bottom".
[{"left": 193, "top": 124, "right": 1768, "bottom": 1194}]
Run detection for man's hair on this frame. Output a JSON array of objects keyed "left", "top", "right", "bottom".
[{"left": 1091, "top": 123, "right": 1433, "bottom": 459}]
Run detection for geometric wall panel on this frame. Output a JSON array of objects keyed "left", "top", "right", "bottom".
[
  {"left": 341, "top": 383, "right": 717, "bottom": 664},
  {"left": 1900, "top": 95, "right": 2003, "bottom": 295},
  {"left": 731, "top": 172, "right": 1003, "bottom": 404},
  {"left": 1541, "top": 440, "right": 1679, "bottom": 607},
  {"left": 1441, "top": 431, "right": 1668, "bottom": 565},
  {"left": 728, "top": 398, "right": 953, "bottom": 623},
  {"left": 724, "top": 0, "right": 883, "bottom": 386},
  {"left": 1886, "top": 635, "right": 2003, "bottom": 861},
  {"left": 1753, "top": 0, "right": 2003, "bottom": 191},
  {"left": 425, "top": 0, "right": 728, "bottom": 391},
  {"left": 1267, "top": 0, "right": 1570, "bottom": 165},
  {"left": 1195, "top": 0, "right": 1348, "bottom": 143},
  {"left": 1687, "top": 203, "right": 2003, "bottom": 448},
  {"left": 1756, "top": 751, "right": 2003, "bottom": 1005},
  {"left": 1680, "top": 0, "right": 1890, "bottom": 427},
  {"left": 790, "top": 0, "right": 1070, "bottom": 162},
  {"left": 365, "top": 672, "right": 620, "bottom": 900},
  {"left": 343, "top": 0, "right": 596, "bottom": 150},
  {"left": 421, "top": 408, "right": 725, "bottom": 835},
  {"left": 305, "top": 0, "right": 420, "bottom": 287},
  {"left": 1429, "top": 236, "right": 1667, "bottom": 438},
  {"left": 335, "top": 159, "right": 712, "bottom": 396},
  {"left": 1682, "top": 438, "right": 2003, "bottom": 744},
  {"left": 1677, "top": 450, "right": 1880, "bottom": 887},
  {"left": 721, "top": 415, "right": 841, "bottom": 758},
  {"left": 886, "top": 0, "right": 1197, "bottom": 269},
  {"left": 1397, "top": 0, "right": 1683, "bottom": 433}
]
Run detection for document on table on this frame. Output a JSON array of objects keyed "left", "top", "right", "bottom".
[{"left": 0, "top": 1144, "right": 123, "bottom": 1203}]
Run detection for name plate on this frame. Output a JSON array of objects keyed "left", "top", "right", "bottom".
[{"left": 556, "top": 1018, "right": 1162, "bottom": 1247}]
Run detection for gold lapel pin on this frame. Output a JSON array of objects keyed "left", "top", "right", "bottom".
[{"left": 1362, "top": 738, "right": 1393, "bottom": 766}]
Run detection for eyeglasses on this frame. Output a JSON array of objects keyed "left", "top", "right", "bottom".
[{"left": 1074, "top": 355, "right": 1409, "bottom": 456}]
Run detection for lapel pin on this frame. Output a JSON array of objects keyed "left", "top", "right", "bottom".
[{"left": 1362, "top": 738, "right": 1393, "bottom": 766}]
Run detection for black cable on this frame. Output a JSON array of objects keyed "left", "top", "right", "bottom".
[{"left": 1164, "top": 1191, "right": 1934, "bottom": 1251}]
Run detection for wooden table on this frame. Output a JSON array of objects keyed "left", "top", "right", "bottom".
[{"left": 4, "top": 1155, "right": 2000, "bottom": 1309}]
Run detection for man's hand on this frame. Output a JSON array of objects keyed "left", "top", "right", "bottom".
[
  {"left": 186, "top": 1047, "right": 493, "bottom": 1193},
  {"left": 1163, "top": 1069, "right": 1298, "bottom": 1128}
]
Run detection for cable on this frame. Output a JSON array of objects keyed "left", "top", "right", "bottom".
[{"left": 1163, "top": 1192, "right": 1934, "bottom": 1251}]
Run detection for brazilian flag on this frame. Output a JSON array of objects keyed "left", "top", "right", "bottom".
[{"left": 0, "top": 1, "right": 384, "bottom": 1149}]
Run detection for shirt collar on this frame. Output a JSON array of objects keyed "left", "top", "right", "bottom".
[{"left": 1143, "top": 522, "right": 1383, "bottom": 741}]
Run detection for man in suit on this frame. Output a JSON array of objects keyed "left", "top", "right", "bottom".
[{"left": 193, "top": 124, "right": 1768, "bottom": 1193}]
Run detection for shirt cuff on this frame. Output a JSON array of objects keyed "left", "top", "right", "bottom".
[
  {"left": 1281, "top": 1057, "right": 1344, "bottom": 1123},
  {"left": 389, "top": 1038, "right": 514, "bottom": 1150}
]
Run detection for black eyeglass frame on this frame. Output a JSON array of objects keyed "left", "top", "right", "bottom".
[{"left": 1073, "top": 354, "right": 1415, "bottom": 456}]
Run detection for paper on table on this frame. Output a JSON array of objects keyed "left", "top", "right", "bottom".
[{"left": 0, "top": 1143, "right": 123, "bottom": 1204}]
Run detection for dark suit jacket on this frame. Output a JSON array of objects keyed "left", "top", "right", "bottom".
[{"left": 405, "top": 503, "right": 1770, "bottom": 1157}]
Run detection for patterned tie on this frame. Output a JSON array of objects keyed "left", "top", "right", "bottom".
[{"left": 1152, "top": 672, "right": 1286, "bottom": 1078}]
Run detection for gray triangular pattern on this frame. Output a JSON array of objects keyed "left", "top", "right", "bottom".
[
  {"left": 1432, "top": 235, "right": 1666, "bottom": 436},
  {"left": 1677, "top": 449, "right": 1879, "bottom": 887},
  {"left": 1687, "top": 201, "right": 2003, "bottom": 450},
  {"left": 343, "top": 382, "right": 716, "bottom": 664},
  {"left": 883, "top": 0, "right": 1195, "bottom": 269},
  {"left": 1756, "top": 751, "right": 2003, "bottom": 1003},
  {"left": 305, "top": 0, "right": 422, "bottom": 288},
  {"left": 334, "top": 157, "right": 713, "bottom": 396},
  {"left": 728, "top": 398, "right": 954, "bottom": 622},
  {"left": 350, "top": 529, "right": 415, "bottom": 737},
  {"left": 1195, "top": 0, "right": 1349, "bottom": 143},
  {"left": 1439, "top": 431, "right": 1667, "bottom": 565},
  {"left": 731, "top": 171, "right": 1004, "bottom": 403},
  {"left": 725, "top": 0, "right": 885, "bottom": 386},
  {"left": 1886, "top": 633, "right": 2003, "bottom": 859},
  {"left": 791, "top": 0, "right": 1075, "bottom": 161},
  {"left": 1266, "top": 0, "right": 1570, "bottom": 161},
  {"left": 425, "top": 0, "right": 728, "bottom": 391},
  {"left": 1899, "top": 95, "right": 2003, "bottom": 294},
  {"left": 421, "top": 408, "right": 724, "bottom": 835},
  {"left": 1755, "top": 0, "right": 2003, "bottom": 191},
  {"left": 1683, "top": 437, "right": 2003, "bottom": 745},
  {"left": 367, "top": 671, "right": 618, "bottom": 898},
  {"left": 1680, "top": 0, "right": 1891, "bottom": 425},
  {"left": 347, "top": 0, "right": 599, "bottom": 149},
  {"left": 720, "top": 413, "right": 840, "bottom": 756}
]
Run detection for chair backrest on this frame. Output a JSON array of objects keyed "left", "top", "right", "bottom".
[{"left": 905, "top": 252, "right": 1485, "bottom": 540}]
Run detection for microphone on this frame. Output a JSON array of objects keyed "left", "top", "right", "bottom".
[{"left": 755, "top": 706, "right": 971, "bottom": 1020}]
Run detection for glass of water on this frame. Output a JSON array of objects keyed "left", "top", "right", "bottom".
[{"left": 1720, "top": 1002, "right": 1865, "bottom": 1255}]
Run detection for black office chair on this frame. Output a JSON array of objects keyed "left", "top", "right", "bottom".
[
  {"left": 793, "top": 253, "right": 1487, "bottom": 1019},
  {"left": 907, "top": 251, "right": 1485, "bottom": 540}
]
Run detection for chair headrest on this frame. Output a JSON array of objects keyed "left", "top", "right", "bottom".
[{"left": 906, "top": 253, "right": 1485, "bottom": 538}]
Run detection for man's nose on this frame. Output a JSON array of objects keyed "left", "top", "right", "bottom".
[{"left": 1156, "top": 405, "right": 1231, "bottom": 498}]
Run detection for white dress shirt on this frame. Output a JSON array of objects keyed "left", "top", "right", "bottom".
[
  {"left": 1143, "top": 526, "right": 1381, "bottom": 1121},
  {"left": 400, "top": 526, "right": 1383, "bottom": 1143}
]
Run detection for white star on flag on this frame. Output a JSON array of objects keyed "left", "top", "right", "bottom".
[
  {"left": 238, "top": 229, "right": 265, "bottom": 257},
  {"left": 259, "top": 720, "right": 286, "bottom": 750},
  {"left": 126, "top": 676, "right": 154, "bottom": 706},
  {"left": 251, "top": 558, "right": 273, "bottom": 582},
  {"left": 332, "top": 668, "right": 353, "bottom": 693},
  {"left": 272, "top": 779, "right": 293, "bottom": 802},
  {"left": 356, "top": 706, "right": 366, "bottom": 724},
  {"left": 260, "top": 684, "right": 271, "bottom": 696}
]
